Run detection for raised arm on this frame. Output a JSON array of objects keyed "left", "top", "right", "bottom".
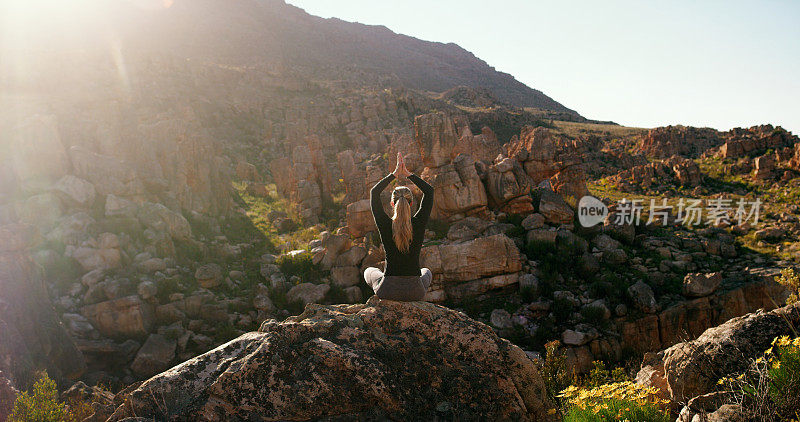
[
  {"left": 370, "top": 173, "right": 395, "bottom": 224},
  {"left": 408, "top": 174, "right": 433, "bottom": 219}
]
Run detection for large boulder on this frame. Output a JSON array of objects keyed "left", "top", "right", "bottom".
[
  {"left": 682, "top": 272, "right": 722, "bottom": 297},
  {"left": 108, "top": 298, "right": 555, "bottom": 421},
  {"left": 636, "top": 302, "right": 800, "bottom": 402},
  {"left": 345, "top": 199, "right": 376, "bottom": 238},
  {"left": 80, "top": 295, "right": 154, "bottom": 338},
  {"left": 420, "top": 154, "right": 488, "bottom": 221},
  {"left": 414, "top": 112, "right": 460, "bottom": 168},
  {"left": 421, "top": 234, "right": 523, "bottom": 301},
  {"left": 421, "top": 234, "right": 522, "bottom": 284},
  {"left": 130, "top": 334, "right": 177, "bottom": 379},
  {"left": 537, "top": 188, "right": 573, "bottom": 225}
]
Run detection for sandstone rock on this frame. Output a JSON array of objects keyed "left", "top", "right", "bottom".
[
  {"left": 519, "top": 273, "right": 539, "bottom": 295},
  {"left": 485, "top": 157, "right": 533, "bottom": 213},
  {"left": 414, "top": 112, "right": 460, "bottom": 168},
  {"left": 53, "top": 175, "right": 96, "bottom": 207},
  {"left": 46, "top": 212, "right": 95, "bottom": 245},
  {"left": 286, "top": 283, "right": 330, "bottom": 306},
  {"left": 682, "top": 272, "right": 722, "bottom": 297},
  {"left": 195, "top": 264, "right": 223, "bottom": 289},
  {"left": 526, "top": 228, "right": 557, "bottom": 246},
  {"left": 104, "top": 194, "right": 138, "bottom": 217},
  {"left": 521, "top": 213, "right": 545, "bottom": 230},
  {"left": 137, "top": 202, "right": 192, "bottom": 241},
  {"left": 130, "top": 334, "right": 176, "bottom": 379},
  {"left": 420, "top": 234, "right": 522, "bottom": 285},
  {"left": 627, "top": 281, "right": 658, "bottom": 314},
  {"left": 253, "top": 294, "right": 276, "bottom": 313},
  {"left": 69, "top": 146, "right": 144, "bottom": 197},
  {"left": 235, "top": 161, "right": 259, "bottom": 181},
  {"left": 490, "top": 309, "right": 512, "bottom": 329},
  {"left": 8, "top": 115, "right": 71, "bottom": 193},
  {"left": 754, "top": 153, "right": 776, "bottom": 179},
  {"left": 108, "top": 298, "right": 555, "bottom": 421},
  {"left": 537, "top": 188, "right": 573, "bottom": 225},
  {"left": 592, "top": 234, "right": 622, "bottom": 252},
  {"left": 636, "top": 303, "right": 800, "bottom": 402},
  {"left": 137, "top": 281, "right": 157, "bottom": 301},
  {"left": 69, "top": 233, "right": 122, "bottom": 272},
  {"left": 137, "top": 258, "right": 166, "bottom": 274},
  {"left": 81, "top": 269, "right": 106, "bottom": 287},
  {"left": 343, "top": 286, "right": 363, "bottom": 303},
  {"left": 446, "top": 216, "right": 491, "bottom": 242},
  {"left": 335, "top": 246, "right": 367, "bottom": 267},
  {"left": 330, "top": 266, "right": 360, "bottom": 287},
  {"left": 562, "top": 329, "right": 594, "bottom": 346},
  {"left": 80, "top": 295, "right": 154, "bottom": 338},
  {"left": 444, "top": 273, "right": 520, "bottom": 301},
  {"left": 420, "top": 154, "right": 488, "bottom": 221}
]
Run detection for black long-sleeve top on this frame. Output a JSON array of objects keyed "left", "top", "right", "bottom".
[{"left": 370, "top": 173, "right": 434, "bottom": 276}]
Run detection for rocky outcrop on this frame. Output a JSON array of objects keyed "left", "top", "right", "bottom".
[
  {"left": 610, "top": 155, "right": 702, "bottom": 192},
  {"left": 421, "top": 234, "right": 523, "bottom": 301},
  {"left": 109, "top": 298, "right": 555, "bottom": 421},
  {"left": 420, "top": 154, "right": 489, "bottom": 221},
  {"left": 637, "top": 126, "right": 724, "bottom": 159},
  {"left": 636, "top": 302, "right": 800, "bottom": 402},
  {"left": 504, "top": 126, "right": 589, "bottom": 199},
  {"left": 0, "top": 224, "right": 87, "bottom": 385}
]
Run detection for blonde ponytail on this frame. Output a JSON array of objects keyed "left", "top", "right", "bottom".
[{"left": 391, "top": 187, "right": 413, "bottom": 253}]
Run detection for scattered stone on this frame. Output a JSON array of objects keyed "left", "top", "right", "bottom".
[
  {"left": 682, "top": 272, "right": 722, "bottom": 298},
  {"left": 137, "top": 281, "right": 157, "bottom": 301},
  {"left": 521, "top": 213, "right": 545, "bottom": 230},
  {"left": 489, "top": 309, "right": 512, "bottom": 330},
  {"left": 130, "top": 334, "right": 177, "bottom": 378},
  {"left": 195, "top": 264, "right": 223, "bottom": 289},
  {"left": 286, "top": 283, "right": 330, "bottom": 306},
  {"left": 627, "top": 281, "right": 658, "bottom": 314}
]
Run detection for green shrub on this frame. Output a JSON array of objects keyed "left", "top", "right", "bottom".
[
  {"left": 538, "top": 340, "right": 574, "bottom": 404},
  {"left": 9, "top": 372, "right": 64, "bottom": 422},
  {"left": 275, "top": 252, "right": 320, "bottom": 282},
  {"left": 718, "top": 335, "right": 800, "bottom": 421},
  {"left": 584, "top": 361, "right": 627, "bottom": 388}
]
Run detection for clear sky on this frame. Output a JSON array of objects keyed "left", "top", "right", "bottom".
[{"left": 287, "top": 0, "right": 800, "bottom": 134}]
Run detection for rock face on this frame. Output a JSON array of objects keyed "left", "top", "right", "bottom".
[
  {"left": 420, "top": 234, "right": 523, "bottom": 301},
  {"left": 0, "top": 224, "right": 86, "bottom": 384},
  {"left": 109, "top": 298, "right": 555, "bottom": 421},
  {"left": 636, "top": 302, "right": 800, "bottom": 402},
  {"left": 420, "top": 153, "right": 489, "bottom": 221}
]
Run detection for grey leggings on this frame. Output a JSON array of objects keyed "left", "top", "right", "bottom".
[{"left": 364, "top": 267, "right": 432, "bottom": 302}]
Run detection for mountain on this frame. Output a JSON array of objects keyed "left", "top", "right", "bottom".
[{"left": 15, "top": 0, "right": 577, "bottom": 115}]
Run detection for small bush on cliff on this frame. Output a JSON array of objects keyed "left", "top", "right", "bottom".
[
  {"left": 558, "top": 381, "right": 671, "bottom": 422},
  {"left": 9, "top": 372, "right": 63, "bottom": 422},
  {"left": 775, "top": 268, "right": 800, "bottom": 305},
  {"left": 719, "top": 335, "right": 800, "bottom": 421},
  {"left": 538, "top": 340, "right": 573, "bottom": 404}
]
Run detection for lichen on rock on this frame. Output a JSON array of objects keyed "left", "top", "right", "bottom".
[{"left": 109, "top": 296, "right": 555, "bottom": 421}]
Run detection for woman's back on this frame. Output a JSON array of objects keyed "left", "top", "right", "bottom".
[
  {"left": 369, "top": 173, "right": 433, "bottom": 277},
  {"left": 363, "top": 153, "right": 434, "bottom": 302}
]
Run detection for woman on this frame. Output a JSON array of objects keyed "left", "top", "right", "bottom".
[{"left": 364, "top": 152, "right": 434, "bottom": 301}]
